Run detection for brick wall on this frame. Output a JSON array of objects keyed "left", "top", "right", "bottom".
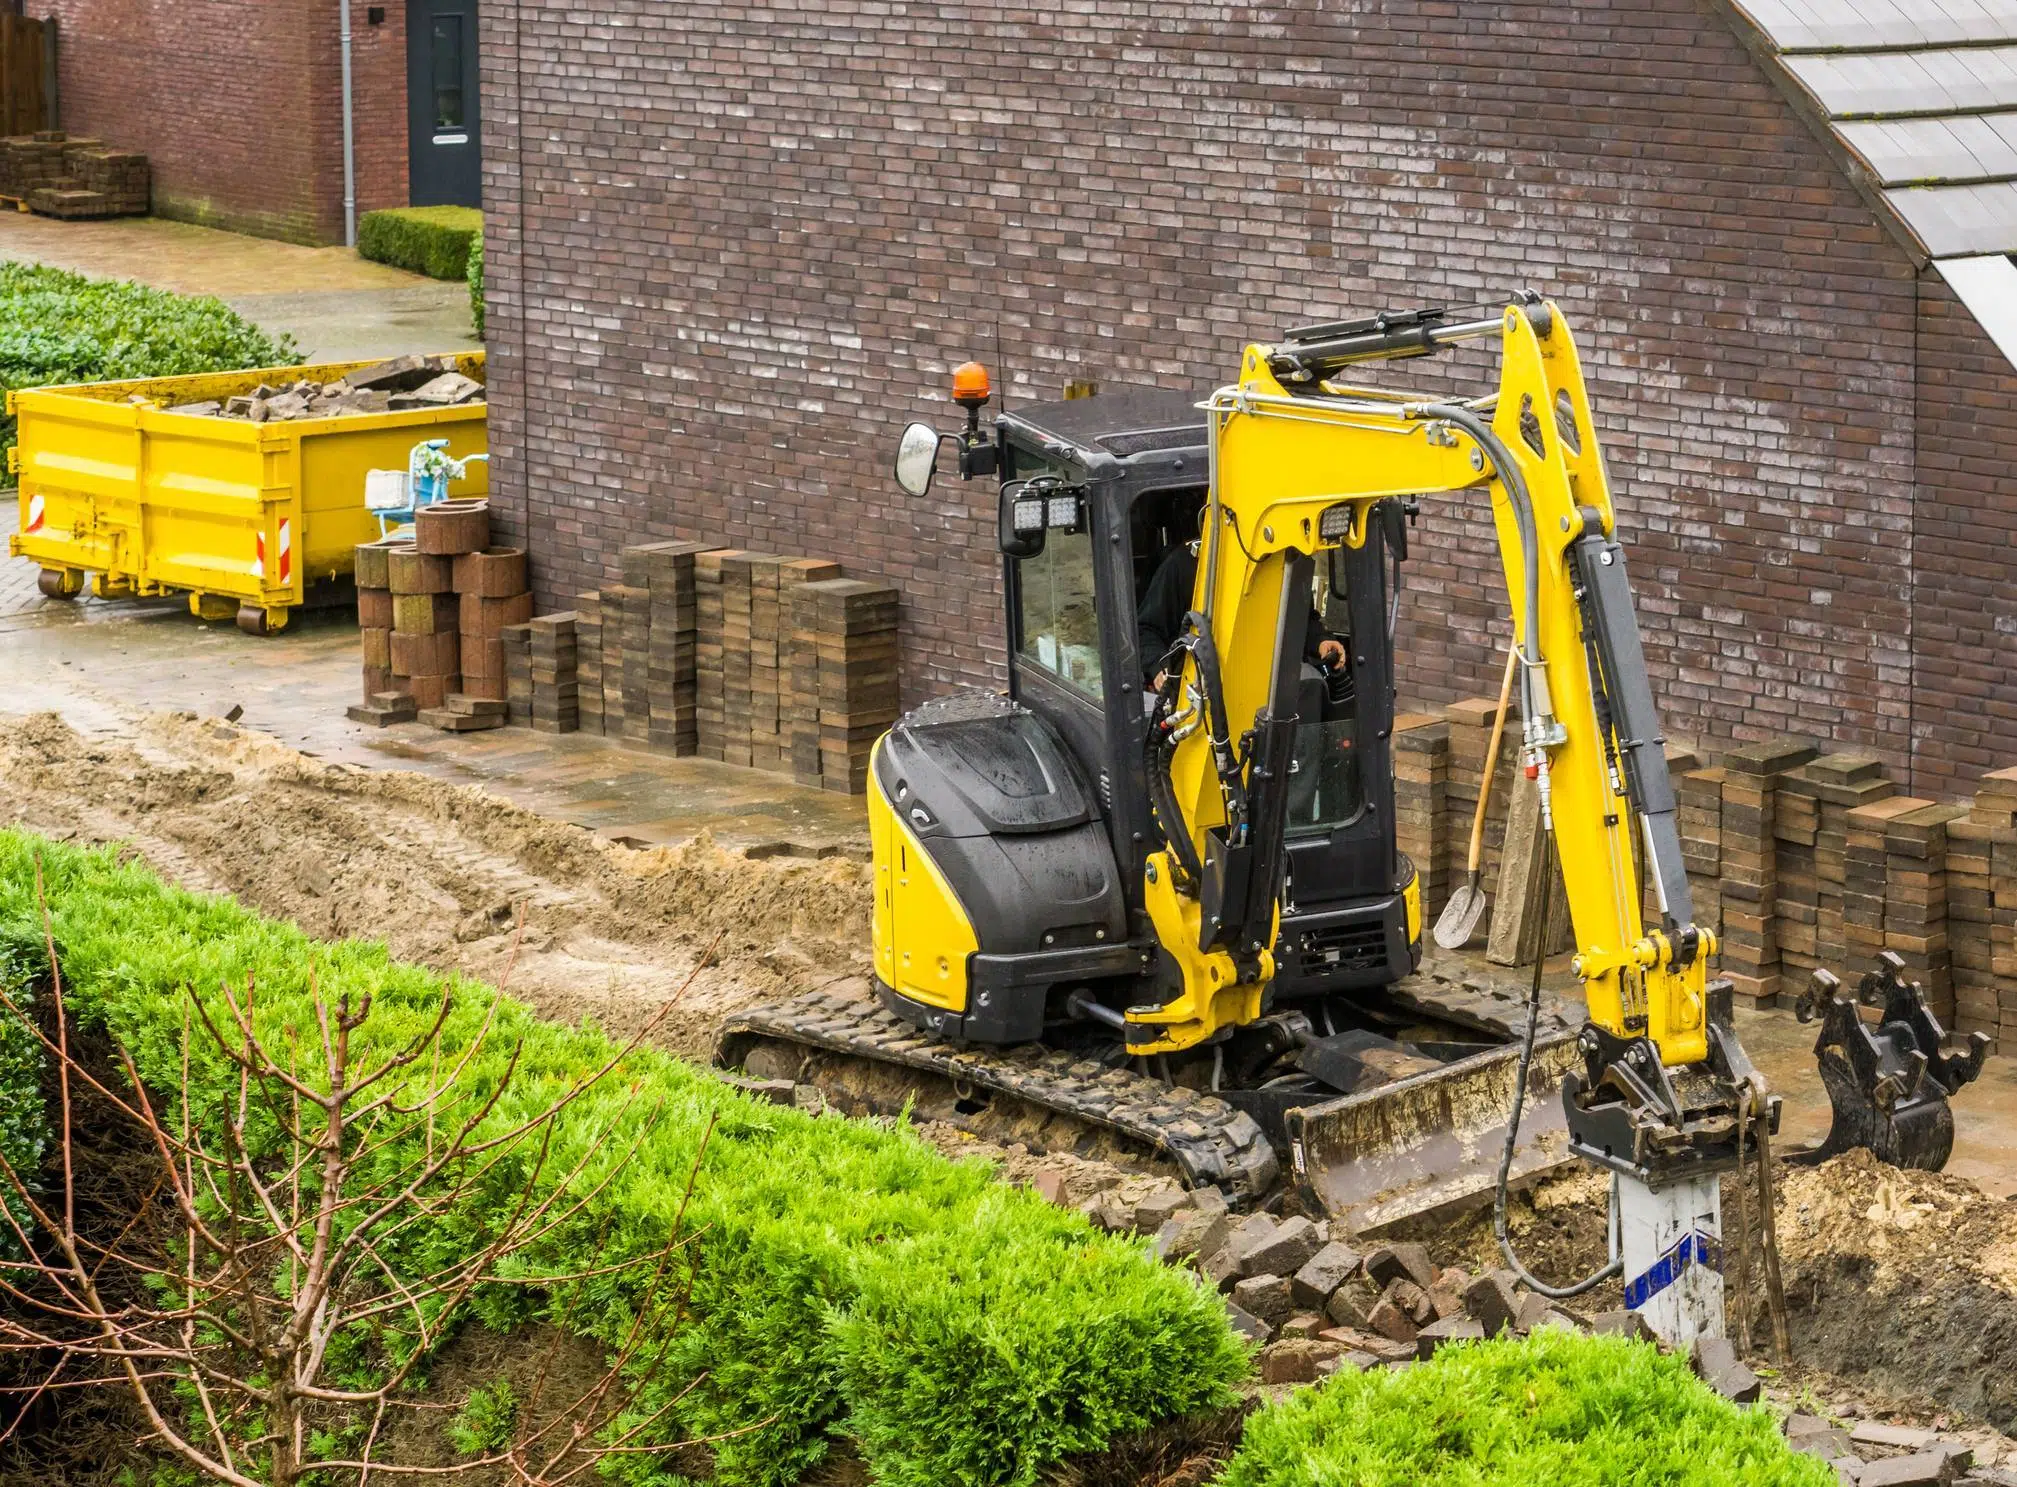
[
  {"left": 29, "top": 0, "right": 405, "bottom": 243},
  {"left": 1913, "top": 275, "right": 2017, "bottom": 794},
  {"left": 476, "top": 0, "right": 2008, "bottom": 797}
]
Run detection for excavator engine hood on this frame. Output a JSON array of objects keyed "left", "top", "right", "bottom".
[{"left": 874, "top": 692, "right": 1132, "bottom": 1042}]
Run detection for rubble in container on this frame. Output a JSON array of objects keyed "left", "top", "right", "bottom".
[{"left": 171, "top": 356, "right": 484, "bottom": 423}]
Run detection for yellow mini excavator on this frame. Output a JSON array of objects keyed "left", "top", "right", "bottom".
[{"left": 717, "top": 294, "right": 1953, "bottom": 1342}]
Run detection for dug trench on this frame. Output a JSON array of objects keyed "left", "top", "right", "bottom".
[{"left": 6, "top": 709, "right": 2017, "bottom": 1457}]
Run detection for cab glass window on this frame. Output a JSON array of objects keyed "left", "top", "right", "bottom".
[{"left": 1017, "top": 526, "right": 1103, "bottom": 699}]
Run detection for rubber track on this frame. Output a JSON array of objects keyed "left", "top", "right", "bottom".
[{"left": 716, "top": 991, "right": 1281, "bottom": 1207}]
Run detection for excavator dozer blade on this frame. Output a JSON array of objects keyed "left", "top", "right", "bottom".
[{"left": 1285, "top": 1029, "right": 1583, "bottom": 1237}]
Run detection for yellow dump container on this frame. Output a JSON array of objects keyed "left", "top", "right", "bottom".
[{"left": 6, "top": 353, "right": 488, "bottom": 633}]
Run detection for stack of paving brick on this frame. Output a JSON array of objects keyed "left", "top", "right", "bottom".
[
  {"left": 1678, "top": 765, "right": 1724, "bottom": 938},
  {"left": 346, "top": 537, "right": 414, "bottom": 726},
  {"left": 55, "top": 144, "right": 150, "bottom": 215},
  {"left": 694, "top": 549, "right": 739, "bottom": 759},
  {"left": 1773, "top": 767, "right": 1821, "bottom": 998},
  {"left": 1717, "top": 741, "right": 1818, "bottom": 1005},
  {"left": 502, "top": 623, "right": 533, "bottom": 724},
  {"left": 1950, "top": 767, "right": 2017, "bottom": 1049},
  {"left": 453, "top": 545, "right": 531, "bottom": 707},
  {"left": 574, "top": 591, "right": 605, "bottom": 735},
  {"left": 1798, "top": 752, "right": 1895, "bottom": 973},
  {"left": 774, "top": 558, "right": 842, "bottom": 774},
  {"left": 630, "top": 541, "right": 710, "bottom": 755},
  {"left": 0, "top": 134, "right": 69, "bottom": 199},
  {"left": 1440, "top": 695, "right": 1518, "bottom": 913},
  {"left": 597, "top": 585, "right": 628, "bottom": 737},
  {"left": 1, "top": 132, "right": 151, "bottom": 218},
  {"left": 1843, "top": 797, "right": 1913, "bottom": 968},
  {"left": 746, "top": 555, "right": 784, "bottom": 769},
  {"left": 720, "top": 554, "right": 756, "bottom": 766},
  {"left": 802, "top": 578, "right": 900, "bottom": 793},
  {"left": 1392, "top": 714, "right": 1448, "bottom": 919},
  {"left": 609, "top": 579, "right": 649, "bottom": 747},
  {"left": 787, "top": 578, "right": 826, "bottom": 786},
  {"left": 527, "top": 613, "right": 579, "bottom": 733},
  {"left": 386, "top": 545, "right": 459, "bottom": 709},
  {"left": 1888, "top": 801, "right": 1967, "bottom": 1024},
  {"left": 1990, "top": 775, "right": 2017, "bottom": 1050}
]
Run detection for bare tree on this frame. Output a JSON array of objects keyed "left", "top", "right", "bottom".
[{"left": 0, "top": 859, "right": 730, "bottom": 1485}]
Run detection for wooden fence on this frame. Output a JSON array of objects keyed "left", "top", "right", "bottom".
[{"left": 0, "top": 14, "right": 54, "bottom": 138}]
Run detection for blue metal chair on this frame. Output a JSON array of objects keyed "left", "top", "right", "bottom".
[{"left": 367, "top": 439, "right": 490, "bottom": 538}]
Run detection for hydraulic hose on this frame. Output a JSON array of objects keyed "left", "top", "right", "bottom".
[
  {"left": 1416, "top": 402, "right": 1549, "bottom": 729},
  {"left": 1493, "top": 827, "right": 1623, "bottom": 1299}
]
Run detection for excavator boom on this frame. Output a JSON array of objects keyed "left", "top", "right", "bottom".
[{"left": 1143, "top": 297, "right": 1775, "bottom": 1343}]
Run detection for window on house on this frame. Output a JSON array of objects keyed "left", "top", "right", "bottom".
[{"left": 432, "top": 16, "right": 465, "bottom": 129}]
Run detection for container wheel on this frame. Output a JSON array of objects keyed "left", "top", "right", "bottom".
[
  {"left": 236, "top": 604, "right": 288, "bottom": 636},
  {"left": 36, "top": 567, "right": 84, "bottom": 600}
]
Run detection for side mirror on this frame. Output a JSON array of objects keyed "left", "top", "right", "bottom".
[{"left": 894, "top": 422, "right": 942, "bottom": 498}]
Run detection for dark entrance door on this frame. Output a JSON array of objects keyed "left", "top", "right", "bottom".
[{"left": 407, "top": 0, "right": 481, "bottom": 207}]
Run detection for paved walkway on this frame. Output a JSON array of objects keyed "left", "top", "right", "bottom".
[
  {"left": 0, "top": 502, "right": 50, "bottom": 619},
  {"left": 0, "top": 211, "right": 479, "bottom": 362}
]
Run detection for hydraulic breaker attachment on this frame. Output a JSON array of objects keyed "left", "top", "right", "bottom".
[{"left": 1792, "top": 951, "right": 1990, "bottom": 1172}]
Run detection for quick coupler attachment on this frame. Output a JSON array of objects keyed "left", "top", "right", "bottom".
[
  {"left": 1559, "top": 981, "right": 1780, "bottom": 1188},
  {"left": 1792, "top": 951, "right": 1990, "bottom": 1172}
]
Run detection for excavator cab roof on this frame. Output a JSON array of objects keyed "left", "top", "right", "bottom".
[{"left": 997, "top": 386, "right": 1206, "bottom": 471}]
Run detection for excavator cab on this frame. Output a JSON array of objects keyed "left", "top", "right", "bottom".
[{"left": 881, "top": 384, "right": 1422, "bottom": 1061}]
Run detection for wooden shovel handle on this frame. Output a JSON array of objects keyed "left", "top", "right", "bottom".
[{"left": 1465, "top": 644, "right": 1520, "bottom": 875}]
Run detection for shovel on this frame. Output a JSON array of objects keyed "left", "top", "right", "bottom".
[{"left": 1433, "top": 643, "right": 1518, "bottom": 950}]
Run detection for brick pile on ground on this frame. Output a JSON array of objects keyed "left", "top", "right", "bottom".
[
  {"left": 800, "top": 578, "right": 900, "bottom": 794},
  {"left": 165, "top": 356, "right": 483, "bottom": 423},
  {"left": 385, "top": 545, "right": 457, "bottom": 710},
  {"left": 527, "top": 613, "right": 580, "bottom": 733},
  {"left": 597, "top": 585, "right": 628, "bottom": 736},
  {"left": 345, "top": 505, "right": 527, "bottom": 734},
  {"left": 450, "top": 542, "right": 530, "bottom": 721},
  {"left": 1, "top": 131, "right": 150, "bottom": 218},
  {"left": 346, "top": 536, "right": 412, "bottom": 727},
  {"left": 574, "top": 590, "right": 605, "bottom": 734},
  {"left": 456, "top": 537, "right": 895, "bottom": 796},
  {"left": 503, "top": 622, "right": 533, "bottom": 723},
  {"left": 624, "top": 540, "right": 709, "bottom": 754},
  {"left": 1392, "top": 711, "right": 1448, "bottom": 914}
]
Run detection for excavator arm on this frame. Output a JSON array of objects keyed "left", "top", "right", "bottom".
[{"left": 1140, "top": 296, "right": 1768, "bottom": 1183}]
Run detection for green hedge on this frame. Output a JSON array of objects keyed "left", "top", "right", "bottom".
[
  {"left": 0, "top": 832, "right": 1248, "bottom": 1486},
  {"left": 469, "top": 230, "right": 484, "bottom": 338},
  {"left": 0, "top": 262, "right": 295, "bottom": 482},
  {"left": 1218, "top": 1330, "right": 1832, "bottom": 1487},
  {"left": 359, "top": 205, "right": 483, "bottom": 281}
]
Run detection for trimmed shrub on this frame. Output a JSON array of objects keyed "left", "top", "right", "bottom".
[
  {"left": 0, "top": 957, "right": 41, "bottom": 1253},
  {"left": 469, "top": 230, "right": 484, "bottom": 338},
  {"left": 0, "top": 262, "right": 294, "bottom": 482},
  {"left": 1216, "top": 1329, "right": 1834, "bottom": 1487},
  {"left": 0, "top": 832, "right": 1249, "bottom": 1486},
  {"left": 358, "top": 204, "right": 483, "bottom": 281}
]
